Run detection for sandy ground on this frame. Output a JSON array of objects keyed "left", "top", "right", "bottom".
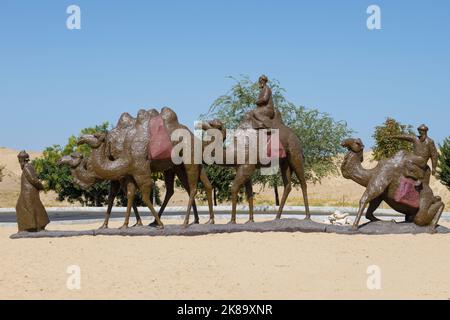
[
  {"left": 2, "top": 147, "right": 450, "bottom": 299},
  {"left": 2, "top": 147, "right": 450, "bottom": 209},
  {"left": 0, "top": 217, "right": 449, "bottom": 300}
]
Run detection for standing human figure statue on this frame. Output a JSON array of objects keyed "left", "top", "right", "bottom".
[
  {"left": 391, "top": 124, "right": 439, "bottom": 186},
  {"left": 248, "top": 75, "right": 275, "bottom": 129},
  {"left": 15, "top": 151, "right": 50, "bottom": 232}
]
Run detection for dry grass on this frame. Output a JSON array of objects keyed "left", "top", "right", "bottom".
[{"left": 0, "top": 165, "right": 4, "bottom": 182}]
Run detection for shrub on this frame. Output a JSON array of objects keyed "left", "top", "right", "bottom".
[{"left": 372, "top": 117, "right": 414, "bottom": 161}]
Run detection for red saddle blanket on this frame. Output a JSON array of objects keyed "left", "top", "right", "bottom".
[
  {"left": 394, "top": 177, "right": 420, "bottom": 209},
  {"left": 148, "top": 115, "right": 173, "bottom": 160},
  {"left": 266, "top": 135, "right": 287, "bottom": 159}
]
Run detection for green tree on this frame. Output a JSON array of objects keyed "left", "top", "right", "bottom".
[
  {"left": 32, "top": 123, "right": 110, "bottom": 206},
  {"left": 201, "top": 165, "right": 242, "bottom": 206},
  {"left": 372, "top": 118, "right": 414, "bottom": 161},
  {"left": 200, "top": 75, "right": 353, "bottom": 204},
  {"left": 33, "top": 123, "right": 162, "bottom": 207},
  {"left": 437, "top": 137, "right": 450, "bottom": 190}
]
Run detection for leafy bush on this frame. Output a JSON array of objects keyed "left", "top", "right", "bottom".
[
  {"left": 372, "top": 118, "right": 414, "bottom": 161},
  {"left": 437, "top": 137, "right": 450, "bottom": 190}
]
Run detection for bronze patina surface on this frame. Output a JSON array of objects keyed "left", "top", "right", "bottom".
[
  {"left": 15, "top": 151, "right": 50, "bottom": 232},
  {"left": 341, "top": 138, "right": 444, "bottom": 230},
  {"left": 67, "top": 108, "right": 214, "bottom": 229},
  {"left": 10, "top": 219, "right": 450, "bottom": 239},
  {"left": 200, "top": 76, "right": 310, "bottom": 224}
]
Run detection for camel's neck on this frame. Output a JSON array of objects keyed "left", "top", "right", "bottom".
[
  {"left": 341, "top": 150, "right": 372, "bottom": 187},
  {"left": 90, "top": 143, "right": 129, "bottom": 179},
  {"left": 71, "top": 160, "right": 99, "bottom": 188},
  {"left": 200, "top": 128, "right": 229, "bottom": 164}
]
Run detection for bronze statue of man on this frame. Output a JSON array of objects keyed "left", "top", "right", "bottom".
[
  {"left": 15, "top": 151, "right": 49, "bottom": 232},
  {"left": 392, "top": 124, "right": 439, "bottom": 185},
  {"left": 249, "top": 75, "right": 275, "bottom": 129}
]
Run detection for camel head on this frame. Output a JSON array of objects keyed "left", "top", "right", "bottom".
[
  {"left": 199, "top": 119, "right": 225, "bottom": 133},
  {"left": 341, "top": 138, "right": 365, "bottom": 154},
  {"left": 57, "top": 152, "right": 84, "bottom": 168},
  {"left": 57, "top": 152, "right": 100, "bottom": 189},
  {"left": 197, "top": 120, "right": 227, "bottom": 142},
  {"left": 77, "top": 133, "right": 106, "bottom": 149}
]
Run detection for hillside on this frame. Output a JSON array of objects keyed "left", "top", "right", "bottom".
[
  {"left": 0, "top": 147, "right": 74, "bottom": 208},
  {"left": 1, "top": 147, "right": 449, "bottom": 208}
]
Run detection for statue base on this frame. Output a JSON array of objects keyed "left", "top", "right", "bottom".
[{"left": 9, "top": 218, "right": 450, "bottom": 239}]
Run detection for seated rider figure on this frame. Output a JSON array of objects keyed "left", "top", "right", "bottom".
[
  {"left": 247, "top": 75, "right": 275, "bottom": 130},
  {"left": 391, "top": 124, "right": 439, "bottom": 187}
]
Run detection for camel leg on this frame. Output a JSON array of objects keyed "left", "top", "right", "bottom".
[
  {"left": 200, "top": 167, "right": 215, "bottom": 224},
  {"left": 99, "top": 181, "right": 121, "bottom": 229},
  {"left": 168, "top": 166, "right": 200, "bottom": 225},
  {"left": 192, "top": 200, "right": 199, "bottom": 224},
  {"left": 414, "top": 185, "right": 445, "bottom": 230},
  {"left": 365, "top": 197, "right": 382, "bottom": 222},
  {"left": 245, "top": 180, "right": 254, "bottom": 223},
  {"left": 353, "top": 183, "right": 386, "bottom": 229},
  {"left": 430, "top": 202, "right": 445, "bottom": 230},
  {"left": 119, "top": 179, "right": 137, "bottom": 229},
  {"left": 230, "top": 164, "right": 256, "bottom": 224},
  {"left": 289, "top": 153, "right": 311, "bottom": 220},
  {"left": 135, "top": 174, "right": 164, "bottom": 229},
  {"left": 149, "top": 170, "right": 175, "bottom": 227},
  {"left": 353, "top": 191, "right": 370, "bottom": 230},
  {"left": 276, "top": 160, "right": 292, "bottom": 219},
  {"left": 182, "top": 166, "right": 200, "bottom": 227},
  {"left": 120, "top": 178, "right": 143, "bottom": 227},
  {"left": 178, "top": 167, "right": 200, "bottom": 224},
  {"left": 158, "top": 170, "right": 175, "bottom": 218},
  {"left": 131, "top": 202, "right": 143, "bottom": 227}
]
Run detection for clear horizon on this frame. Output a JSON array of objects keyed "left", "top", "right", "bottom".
[{"left": 1, "top": 1, "right": 449, "bottom": 151}]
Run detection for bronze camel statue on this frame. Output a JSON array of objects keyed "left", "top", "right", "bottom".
[
  {"left": 341, "top": 138, "right": 445, "bottom": 230},
  {"left": 58, "top": 152, "right": 205, "bottom": 229},
  {"left": 200, "top": 108, "right": 310, "bottom": 223},
  {"left": 75, "top": 107, "right": 214, "bottom": 228}
]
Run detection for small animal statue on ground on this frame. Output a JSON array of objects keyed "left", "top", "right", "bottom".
[
  {"left": 327, "top": 210, "right": 352, "bottom": 226},
  {"left": 15, "top": 151, "right": 50, "bottom": 232}
]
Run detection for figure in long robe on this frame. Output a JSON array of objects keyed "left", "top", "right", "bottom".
[{"left": 15, "top": 151, "right": 49, "bottom": 232}]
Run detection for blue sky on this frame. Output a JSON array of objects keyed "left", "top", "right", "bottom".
[{"left": 1, "top": 0, "right": 449, "bottom": 151}]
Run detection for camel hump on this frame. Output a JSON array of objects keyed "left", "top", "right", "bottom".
[
  {"left": 116, "top": 112, "right": 136, "bottom": 129},
  {"left": 383, "top": 150, "right": 409, "bottom": 167},
  {"left": 137, "top": 109, "right": 152, "bottom": 125},
  {"left": 394, "top": 150, "right": 408, "bottom": 158},
  {"left": 160, "top": 107, "right": 179, "bottom": 125},
  {"left": 147, "top": 108, "right": 160, "bottom": 118}
]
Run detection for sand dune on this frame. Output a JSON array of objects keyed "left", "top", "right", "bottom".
[{"left": 0, "top": 147, "right": 74, "bottom": 208}]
